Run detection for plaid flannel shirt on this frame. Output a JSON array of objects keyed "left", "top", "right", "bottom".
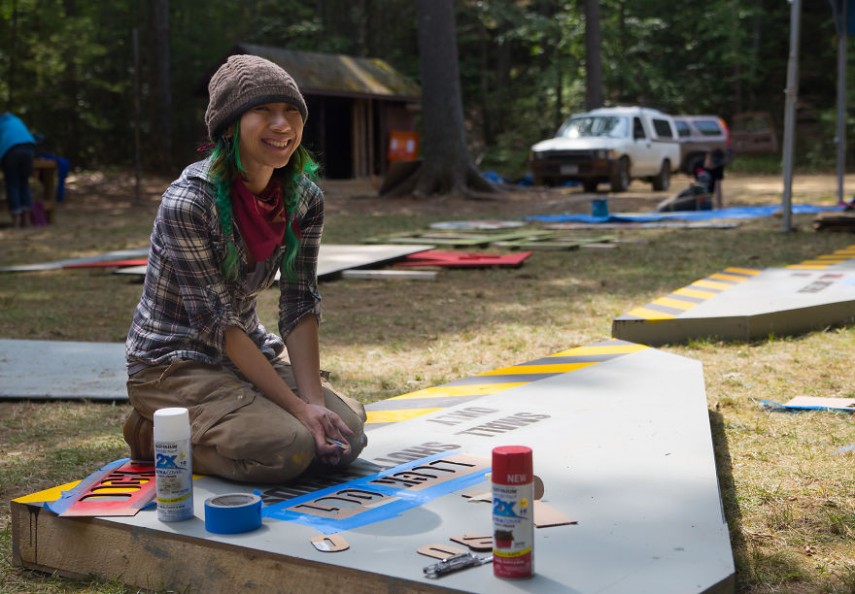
[{"left": 126, "top": 159, "right": 323, "bottom": 371}]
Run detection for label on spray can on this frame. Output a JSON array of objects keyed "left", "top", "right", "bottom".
[
  {"left": 154, "top": 407, "right": 194, "bottom": 522},
  {"left": 492, "top": 445, "right": 534, "bottom": 578}
]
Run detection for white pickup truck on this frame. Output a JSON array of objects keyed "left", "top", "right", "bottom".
[{"left": 529, "top": 106, "right": 681, "bottom": 193}]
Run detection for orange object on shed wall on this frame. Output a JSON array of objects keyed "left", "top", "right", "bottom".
[{"left": 388, "top": 130, "right": 419, "bottom": 161}]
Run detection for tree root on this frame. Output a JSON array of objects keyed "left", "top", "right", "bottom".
[{"left": 379, "top": 161, "right": 503, "bottom": 200}]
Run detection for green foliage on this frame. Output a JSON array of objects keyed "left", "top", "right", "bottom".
[{"left": 0, "top": 0, "right": 851, "bottom": 174}]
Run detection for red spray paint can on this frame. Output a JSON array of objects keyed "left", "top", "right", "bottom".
[{"left": 492, "top": 445, "right": 534, "bottom": 578}]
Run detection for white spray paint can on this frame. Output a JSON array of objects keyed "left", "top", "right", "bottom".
[
  {"left": 154, "top": 407, "right": 194, "bottom": 522},
  {"left": 492, "top": 445, "right": 534, "bottom": 578}
]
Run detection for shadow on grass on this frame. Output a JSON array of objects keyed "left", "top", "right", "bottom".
[{"left": 709, "top": 409, "right": 751, "bottom": 593}]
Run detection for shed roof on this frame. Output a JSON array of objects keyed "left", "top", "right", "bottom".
[{"left": 218, "top": 43, "right": 421, "bottom": 102}]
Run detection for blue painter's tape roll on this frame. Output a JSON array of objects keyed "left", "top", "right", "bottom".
[{"left": 204, "top": 493, "right": 262, "bottom": 534}]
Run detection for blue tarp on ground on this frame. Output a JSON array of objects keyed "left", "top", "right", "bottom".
[{"left": 527, "top": 204, "right": 843, "bottom": 224}]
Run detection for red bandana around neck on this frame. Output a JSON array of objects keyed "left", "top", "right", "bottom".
[{"left": 231, "top": 177, "right": 287, "bottom": 263}]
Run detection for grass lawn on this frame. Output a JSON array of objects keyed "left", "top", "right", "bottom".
[{"left": 1, "top": 170, "right": 853, "bottom": 593}]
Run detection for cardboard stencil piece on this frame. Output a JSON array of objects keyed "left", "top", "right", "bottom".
[
  {"left": 12, "top": 343, "right": 734, "bottom": 594},
  {"left": 45, "top": 459, "right": 156, "bottom": 517}
]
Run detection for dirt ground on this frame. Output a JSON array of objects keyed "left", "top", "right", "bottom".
[
  {"left": 319, "top": 171, "right": 852, "bottom": 220},
  {"left": 0, "top": 172, "right": 855, "bottom": 252},
  {"left": 1, "top": 169, "right": 852, "bottom": 241}
]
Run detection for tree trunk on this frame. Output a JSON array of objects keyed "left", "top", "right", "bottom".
[
  {"left": 381, "top": 0, "right": 497, "bottom": 199},
  {"left": 153, "top": 0, "right": 173, "bottom": 169},
  {"left": 585, "top": 0, "right": 603, "bottom": 110}
]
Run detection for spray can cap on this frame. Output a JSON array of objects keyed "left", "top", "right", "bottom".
[
  {"left": 492, "top": 445, "right": 532, "bottom": 485},
  {"left": 153, "top": 407, "right": 190, "bottom": 440}
]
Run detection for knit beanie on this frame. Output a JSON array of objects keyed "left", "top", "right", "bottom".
[{"left": 205, "top": 54, "right": 308, "bottom": 140}]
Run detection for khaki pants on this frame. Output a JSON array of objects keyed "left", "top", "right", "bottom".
[{"left": 127, "top": 357, "right": 366, "bottom": 483}]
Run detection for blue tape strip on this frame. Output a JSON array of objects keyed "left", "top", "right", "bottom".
[
  {"left": 262, "top": 451, "right": 490, "bottom": 534},
  {"left": 204, "top": 493, "right": 263, "bottom": 534},
  {"left": 761, "top": 400, "right": 855, "bottom": 412}
]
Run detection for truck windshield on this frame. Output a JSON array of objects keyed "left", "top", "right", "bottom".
[{"left": 558, "top": 116, "right": 627, "bottom": 139}]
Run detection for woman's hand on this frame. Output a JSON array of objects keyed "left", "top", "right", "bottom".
[{"left": 296, "top": 403, "right": 355, "bottom": 465}]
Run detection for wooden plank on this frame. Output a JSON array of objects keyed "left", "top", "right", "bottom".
[
  {"left": 341, "top": 269, "right": 437, "bottom": 280},
  {"left": 364, "top": 229, "right": 553, "bottom": 247},
  {"left": 10, "top": 503, "right": 438, "bottom": 593},
  {"left": 494, "top": 234, "right": 616, "bottom": 251}
]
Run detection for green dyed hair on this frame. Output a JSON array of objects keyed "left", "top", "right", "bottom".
[{"left": 208, "top": 122, "right": 319, "bottom": 282}]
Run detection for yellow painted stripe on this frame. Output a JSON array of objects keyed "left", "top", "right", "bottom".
[
  {"left": 692, "top": 279, "right": 734, "bottom": 290},
  {"left": 724, "top": 267, "right": 762, "bottom": 275},
  {"left": 674, "top": 287, "right": 717, "bottom": 299},
  {"left": 387, "top": 382, "right": 526, "bottom": 400},
  {"left": 653, "top": 297, "right": 697, "bottom": 311},
  {"left": 479, "top": 362, "right": 597, "bottom": 376},
  {"left": 786, "top": 264, "right": 829, "bottom": 270},
  {"left": 87, "top": 487, "right": 141, "bottom": 494},
  {"left": 102, "top": 479, "right": 151, "bottom": 486},
  {"left": 13, "top": 481, "right": 80, "bottom": 503},
  {"left": 797, "top": 259, "right": 839, "bottom": 266},
  {"left": 625, "top": 307, "right": 677, "bottom": 320},
  {"left": 548, "top": 343, "right": 647, "bottom": 357},
  {"left": 709, "top": 273, "right": 750, "bottom": 282},
  {"left": 366, "top": 408, "right": 441, "bottom": 424}
]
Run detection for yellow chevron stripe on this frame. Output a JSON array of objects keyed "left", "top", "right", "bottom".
[
  {"left": 724, "top": 267, "right": 762, "bottom": 275},
  {"left": 479, "top": 362, "right": 597, "bottom": 376},
  {"left": 653, "top": 297, "right": 697, "bottom": 310},
  {"left": 548, "top": 343, "right": 648, "bottom": 357},
  {"left": 692, "top": 279, "right": 734, "bottom": 290},
  {"left": 625, "top": 307, "right": 677, "bottom": 320},
  {"left": 13, "top": 481, "right": 79, "bottom": 503},
  {"left": 674, "top": 287, "right": 717, "bottom": 299},
  {"left": 386, "top": 382, "right": 526, "bottom": 401},
  {"left": 709, "top": 272, "right": 751, "bottom": 282},
  {"left": 786, "top": 264, "right": 829, "bottom": 270},
  {"left": 366, "top": 408, "right": 441, "bottom": 424}
]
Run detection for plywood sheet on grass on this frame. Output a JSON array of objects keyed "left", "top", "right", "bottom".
[
  {"left": 0, "top": 248, "right": 150, "bottom": 272},
  {"left": 12, "top": 343, "right": 734, "bottom": 594},
  {"left": 613, "top": 245, "right": 855, "bottom": 345},
  {"left": 113, "top": 244, "right": 434, "bottom": 280},
  {"left": 0, "top": 339, "right": 127, "bottom": 400}
]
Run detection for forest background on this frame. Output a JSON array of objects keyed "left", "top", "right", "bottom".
[{"left": 0, "top": 0, "right": 850, "bottom": 180}]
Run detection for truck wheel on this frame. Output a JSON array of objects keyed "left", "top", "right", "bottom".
[
  {"left": 582, "top": 180, "right": 599, "bottom": 193},
  {"left": 610, "top": 158, "right": 630, "bottom": 192},
  {"left": 652, "top": 160, "right": 671, "bottom": 191}
]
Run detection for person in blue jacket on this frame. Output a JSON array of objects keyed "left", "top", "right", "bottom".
[{"left": 0, "top": 112, "right": 37, "bottom": 228}]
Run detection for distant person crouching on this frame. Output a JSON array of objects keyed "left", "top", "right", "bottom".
[{"left": 705, "top": 148, "right": 727, "bottom": 209}]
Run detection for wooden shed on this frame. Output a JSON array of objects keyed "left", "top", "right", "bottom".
[{"left": 206, "top": 43, "right": 421, "bottom": 179}]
